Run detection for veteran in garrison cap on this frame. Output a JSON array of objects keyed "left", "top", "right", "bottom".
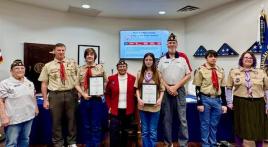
[
  {"left": 0, "top": 59, "right": 38, "bottom": 147},
  {"left": 105, "top": 59, "right": 136, "bottom": 147},
  {"left": 167, "top": 33, "right": 177, "bottom": 41},
  {"left": 157, "top": 32, "right": 192, "bottom": 146}
]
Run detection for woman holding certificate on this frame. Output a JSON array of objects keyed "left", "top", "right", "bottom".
[
  {"left": 135, "top": 52, "right": 165, "bottom": 147},
  {"left": 78, "top": 48, "right": 108, "bottom": 147}
]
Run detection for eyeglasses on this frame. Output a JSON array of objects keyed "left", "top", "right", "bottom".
[{"left": 243, "top": 57, "right": 253, "bottom": 60}]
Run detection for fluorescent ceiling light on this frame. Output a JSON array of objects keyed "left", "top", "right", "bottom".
[
  {"left": 82, "top": 4, "right": 90, "bottom": 9},
  {"left": 158, "top": 11, "right": 166, "bottom": 15}
]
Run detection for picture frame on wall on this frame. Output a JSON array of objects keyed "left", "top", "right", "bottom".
[{"left": 78, "top": 45, "right": 100, "bottom": 66}]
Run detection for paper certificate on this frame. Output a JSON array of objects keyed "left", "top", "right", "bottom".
[
  {"left": 142, "top": 84, "right": 157, "bottom": 104},
  {"left": 88, "top": 76, "right": 104, "bottom": 96}
]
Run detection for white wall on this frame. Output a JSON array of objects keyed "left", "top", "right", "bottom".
[
  {"left": 0, "top": 0, "right": 185, "bottom": 80},
  {"left": 185, "top": 0, "right": 267, "bottom": 75},
  {"left": 2, "top": 0, "right": 267, "bottom": 83}
]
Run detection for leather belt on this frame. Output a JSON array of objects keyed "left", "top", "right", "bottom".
[
  {"left": 200, "top": 92, "right": 220, "bottom": 98},
  {"left": 234, "top": 96, "right": 263, "bottom": 101},
  {"left": 48, "top": 89, "right": 73, "bottom": 93}
]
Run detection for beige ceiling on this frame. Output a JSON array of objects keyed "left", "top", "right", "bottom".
[{"left": 9, "top": 0, "right": 237, "bottom": 19}]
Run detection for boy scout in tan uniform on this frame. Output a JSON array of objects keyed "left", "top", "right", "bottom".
[
  {"left": 193, "top": 50, "right": 227, "bottom": 147},
  {"left": 38, "top": 43, "right": 85, "bottom": 147},
  {"left": 79, "top": 64, "right": 107, "bottom": 92},
  {"left": 194, "top": 65, "right": 225, "bottom": 98},
  {"left": 77, "top": 48, "right": 108, "bottom": 147}
]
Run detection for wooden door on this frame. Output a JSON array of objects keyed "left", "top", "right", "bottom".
[{"left": 24, "top": 43, "right": 55, "bottom": 93}]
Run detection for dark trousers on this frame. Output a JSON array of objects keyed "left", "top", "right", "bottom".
[
  {"left": 80, "top": 97, "right": 104, "bottom": 147},
  {"left": 161, "top": 87, "right": 188, "bottom": 147},
  {"left": 110, "top": 109, "right": 133, "bottom": 147},
  {"left": 48, "top": 90, "right": 77, "bottom": 147}
]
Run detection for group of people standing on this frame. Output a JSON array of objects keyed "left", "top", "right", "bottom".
[
  {"left": 0, "top": 32, "right": 192, "bottom": 147},
  {"left": 105, "top": 33, "right": 192, "bottom": 147},
  {"left": 0, "top": 32, "right": 268, "bottom": 147}
]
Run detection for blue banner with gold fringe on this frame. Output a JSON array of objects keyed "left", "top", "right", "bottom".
[
  {"left": 0, "top": 49, "right": 3, "bottom": 64},
  {"left": 260, "top": 10, "right": 268, "bottom": 68}
]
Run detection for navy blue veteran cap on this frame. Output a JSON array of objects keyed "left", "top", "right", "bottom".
[
  {"left": 168, "top": 33, "right": 177, "bottom": 41},
  {"left": 116, "top": 59, "right": 128, "bottom": 67},
  {"left": 10, "top": 59, "right": 24, "bottom": 69}
]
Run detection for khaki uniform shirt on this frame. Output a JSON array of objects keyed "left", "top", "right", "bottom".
[
  {"left": 79, "top": 64, "right": 107, "bottom": 92},
  {"left": 38, "top": 58, "right": 79, "bottom": 91},
  {"left": 193, "top": 63, "right": 226, "bottom": 96},
  {"left": 226, "top": 67, "right": 268, "bottom": 98},
  {"left": 134, "top": 70, "right": 165, "bottom": 112}
]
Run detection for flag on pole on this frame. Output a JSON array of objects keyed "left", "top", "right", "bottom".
[
  {"left": 0, "top": 49, "right": 3, "bottom": 64},
  {"left": 260, "top": 9, "right": 268, "bottom": 68}
]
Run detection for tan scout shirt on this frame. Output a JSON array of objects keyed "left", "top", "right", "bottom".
[
  {"left": 79, "top": 64, "right": 108, "bottom": 92},
  {"left": 226, "top": 67, "right": 268, "bottom": 98},
  {"left": 134, "top": 70, "right": 165, "bottom": 112},
  {"left": 38, "top": 58, "right": 79, "bottom": 91},
  {"left": 193, "top": 63, "right": 226, "bottom": 96}
]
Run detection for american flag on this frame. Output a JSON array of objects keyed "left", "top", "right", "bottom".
[
  {"left": 0, "top": 49, "right": 3, "bottom": 64},
  {"left": 259, "top": 10, "right": 268, "bottom": 68}
]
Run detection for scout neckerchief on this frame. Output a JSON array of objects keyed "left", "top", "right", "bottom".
[
  {"left": 58, "top": 61, "right": 66, "bottom": 85},
  {"left": 144, "top": 71, "right": 153, "bottom": 83},
  {"left": 84, "top": 65, "right": 94, "bottom": 90},
  {"left": 244, "top": 68, "right": 253, "bottom": 97},
  {"left": 204, "top": 64, "right": 219, "bottom": 92}
]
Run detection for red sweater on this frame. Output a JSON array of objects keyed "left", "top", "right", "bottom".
[{"left": 105, "top": 73, "right": 136, "bottom": 116}]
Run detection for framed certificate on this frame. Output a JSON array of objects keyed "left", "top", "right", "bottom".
[
  {"left": 88, "top": 76, "right": 104, "bottom": 96},
  {"left": 142, "top": 83, "right": 157, "bottom": 104}
]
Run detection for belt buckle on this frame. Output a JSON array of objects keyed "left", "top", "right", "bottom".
[
  {"left": 248, "top": 95, "right": 253, "bottom": 101},
  {"left": 210, "top": 95, "right": 216, "bottom": 98},
  {"left": 210, "top": 94, "right": 218, "bottom": 98}
]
